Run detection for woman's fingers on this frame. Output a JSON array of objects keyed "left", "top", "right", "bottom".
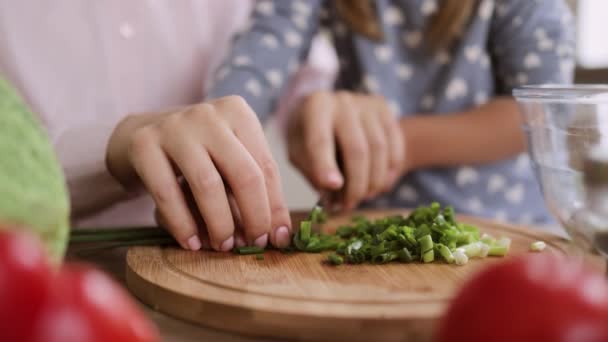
[
  {"left": 123, "top": 96, "right": 288, "bottom": 252},
  {"left": 163, "top": 133, "right": 235, "bottom": 252},
  {"left": 227, "top": 193, "right": 247, "bottom": 248},
  {"left": 204, "top": 126, "right": 271, "bottom": 247},
  {"left": 128, "top": 127, "right": 200, "bottom": 250},
  {"left": 218, "top": 97, "right": 292, "bottom": 248}
]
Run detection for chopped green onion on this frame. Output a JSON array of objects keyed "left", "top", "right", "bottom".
[
  {"left": 478, "top": 242, "right": 490, "bottom": 258},
  {"left": 453, "top": 249, "right": 469, "bottom": 265},
  {"left": 309, "top": 205, "right": 327, "bottom": 223},
  {"left": 300, "top": 221, "right": 312, "bottom": 243},
  {"left": 372, "top": 251, "right": 399, "bottom": 264},
  {"left": 480, "top": 233, "right": 493, "bottom": 240},
  {"left": 459, "top": 242, "right": 482, "bottom": 258},
  {"left": 496, "top": 237, "right": 512, "bottom": 249},
  {"left": 435, "top": 243, "right": 455, "bottom": 263},
  {"left": 398, "top": 247, "right": 414, "bottom": 263},
  {"left": 530, "top": 241, "right": 546, "bottom": 252},
  {"left": 488, "top": 237, "right": 511, "bottom": 256},
  {"left": 328, "top": 253, "right": 344, "bottom": 265},
  {"left": 230, "top": 203, "right": 510, "bottom": 266},
  {"left": 488, "top": 245, "right": 509, "bottom": 256},
  {"left": 234, "top": 246, "right": 265, "bottom": 255},
  {"left": 418, "top": 235, "right": 433, "bottom": 253}
]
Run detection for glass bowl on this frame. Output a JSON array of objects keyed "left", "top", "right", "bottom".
[{"left": 514, "top": 84, "right": 608, "bottom": 255}]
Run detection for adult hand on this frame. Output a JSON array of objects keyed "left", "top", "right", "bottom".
[
  {"left": 287, "top": 91, "right": 405, "bottom": 210},
  {"left": 106, "top": 96, "right": 291, "bottom": 251}
]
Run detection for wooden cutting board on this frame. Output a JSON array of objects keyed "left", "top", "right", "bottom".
[{"left": 125, "top": 210, "right": 595, "bottom": 342}]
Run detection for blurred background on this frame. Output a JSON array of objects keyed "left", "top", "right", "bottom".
[{"left": 269, "top": 0, "right": 608, "bottom": 210}]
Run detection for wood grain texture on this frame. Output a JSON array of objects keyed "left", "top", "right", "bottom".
[{"left": 126, "top": 210, "right": 602, "bottom": 342}]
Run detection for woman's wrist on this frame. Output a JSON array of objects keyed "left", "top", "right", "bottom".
[{"left": 105, "top": 113, "right": 160, "bottom": 190}]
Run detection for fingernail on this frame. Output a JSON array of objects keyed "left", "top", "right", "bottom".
[
  {"left": 274, "top": 226, "right": 290, "bottom": 248},
  {"left": 187, "top": 235, "right": 202, "bottom": 251},
  {"left": 326, "top": 171, "right": 343, "bottom": 188},
  {"left": 220, "top": 236, "right": 234, "bottom": 252},
  {"left": 235, "top": 234, "right": 246, "bottom": 248},
  {"left": 254, "top": 233, "right": 268, "bottom": 248}
]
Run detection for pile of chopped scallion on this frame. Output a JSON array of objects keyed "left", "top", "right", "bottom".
[{"left": 233, "top": 202, "right": 512, "bottom": 266}]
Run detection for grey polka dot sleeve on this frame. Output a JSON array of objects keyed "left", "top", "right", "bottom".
[
  {"left": 490, "top": 0, "right": 576, "bottom": 94},
  {"left": 206, "top": 0, "right": 322, "bottom": 122},
  {"left": 203, "top": 0, "right": 576, "bottom": 223}
]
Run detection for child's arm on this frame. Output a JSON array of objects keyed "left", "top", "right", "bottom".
[
  {"left": 401, "top": 0, "right": 575, "bottom": 171},
  {"left": 206, "top": 0, "right": 323, "bottom": 121},
  {"left": 401, "top": 97, "right": 524, "bottom": 170}
]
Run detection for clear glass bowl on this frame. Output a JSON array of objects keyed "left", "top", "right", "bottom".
[{"left": 514, "top": 84, "right": 608, "bottom": 254}]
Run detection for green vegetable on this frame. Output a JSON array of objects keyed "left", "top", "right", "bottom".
[
  {"left": 530, "top": 241, "right": 546, "bottom": 252},
  {"left": 398, "top": 247, "right": 414, "bottom": 263},
  {"left": 488, "top": 245, "right": 509, "bottom": 257},
  {"left": 453, "top": 249, "right": 469, "bottom": 265},
  {"left": 255, "top": 254, "right": 264, "bottom": 260},
  {"left": 70, "top": 202, "right": 512, "bottom": 268},
  {"left": 435, "top": 243, "right": 455, "bottom": 264},
  {"left": 418, "top": 234, "right": 434, "bottom": 263},
  {"left": 489, "top": 237, "right": 512, "bottom": 256},
  {"left": 0, "top": 78, "right": 70, "bottom": 265},
  {"left": 328, "top": 253, "right": 344, "bottom": 265},
  {"left": 460, "top": 242, "right": 482, "bottom": 258},
  {"left": 309, "top": 205, "right": 327, "bottom": 224},
  {"left": 309, "top": 202, "right": 510, "bottom": 266},
  {"left": 300, "top": 221, "right": 312, "bottom": 243},
  {"left": 234, "top": 246, "right": 265, "bottom": 255}
]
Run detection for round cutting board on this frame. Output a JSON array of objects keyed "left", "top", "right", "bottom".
[{"left": 126, "top": 210, "right": 586, "bottom": 342}]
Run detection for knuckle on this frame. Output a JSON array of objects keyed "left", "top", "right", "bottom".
[
  {"left": 344, "top": 140, "right": 368, "bottom": 158},
  {"left": 368, "top": 134, "right": 387, "bottom": 151},
  {"left": 335, "top": 91, "right": 352, "bottom": 103},
  {"left": 214, "top": 95, "right": 254, "bottom": 117},
  {"left": 258, "top": 156, "right": 279, "bottom": 181},
  {"left": 370, "top": 94, "right": 386, "bottom": 106},
  {"left": 187, "top": 103, "right": 215, "bottom": 120},
  {"left": 305, "top": 90, "right": 330, "bottom": 107},
  {"left": 160, "top": 113, "right": 185, "bottom": 132},
  {"left": 305, "top": 134, "right": 330, "bottom": 153},
  {"left": 270, "top": 202, "right": 288, "bottom": 218},
  {"left": 150, "top": 182, "right": 178, "bottom": 208},
  {"left": 129, "top": 126, "right": 157, "bottom": 157},
  {"left": 192, "top": 169, "right": 223, "bottom": 194},
  {"left": 219, "top": 95, "right": 249, "bottom": 109},
  {"left": 235, "top": 167, "right": 264, "bottom": 190}
]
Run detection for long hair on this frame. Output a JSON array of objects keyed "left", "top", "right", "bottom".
[{"left": 335, "top": 0, "right": 477, "bottom": 52}]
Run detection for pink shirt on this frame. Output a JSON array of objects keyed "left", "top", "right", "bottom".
[{"left": 0, "top": 1, "right": 337, "bottom": 228}]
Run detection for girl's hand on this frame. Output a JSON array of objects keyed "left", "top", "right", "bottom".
[
  {"left": 287, "top": 91, "right": 405, "bottom": 210},
  {"left": 106, "top": 96, "right": 292, "bottom": 251}
]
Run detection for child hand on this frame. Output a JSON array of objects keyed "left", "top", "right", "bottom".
[{"left": 287, "top": 91, "right": 405, "bottom": 210}]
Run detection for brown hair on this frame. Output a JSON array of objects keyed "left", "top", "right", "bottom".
[{"left": 335, "top": 0, "right": 477, "bottom": 52}]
